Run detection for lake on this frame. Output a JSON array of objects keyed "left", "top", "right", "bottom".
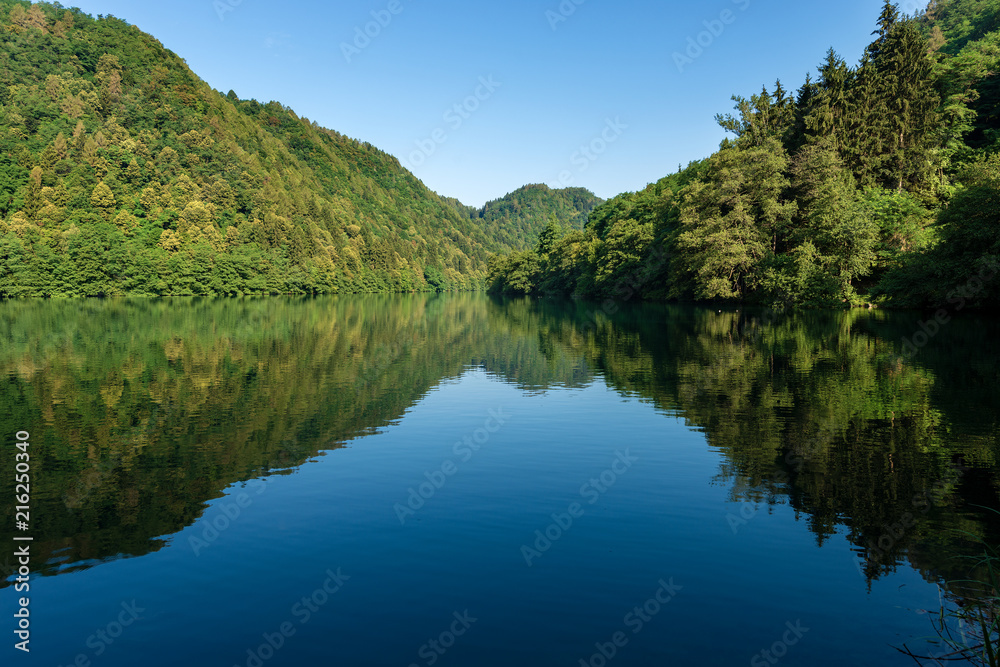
[{"left": 1, "top": 294, "right": 998, "bottom": 666}]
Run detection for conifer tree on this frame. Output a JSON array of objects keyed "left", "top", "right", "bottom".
[
  {"left": 805, "top": 49, "right": 853, "bottom": 147},
  {"left": 881, "top": 20, "right": 940, "bottom": 193},
  {"left": 848, "top": 3, "right": 939, "bottom": 194},
  {"left": 536, "top": 216, "right": 562, "bottom": 257}
]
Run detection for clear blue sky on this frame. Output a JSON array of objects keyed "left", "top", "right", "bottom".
[{"left": 68, "top": 0, "right": 914, "bottom": 207}]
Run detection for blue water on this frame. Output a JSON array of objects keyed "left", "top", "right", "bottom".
[{"left": 1, "top": 295, "right": 995, "bottom": 666}]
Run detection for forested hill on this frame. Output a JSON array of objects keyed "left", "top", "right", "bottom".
[
  {"left": 447, "top": 184, "right": 602, "bottom": 248},
  {"left": 488, "top": 0, "right": 1000, "bottom": 309},
  {"left": 0, "top": 1, "right": 549, "bottom": 296}
]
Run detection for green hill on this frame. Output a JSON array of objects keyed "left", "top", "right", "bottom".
[
  {"left": 0, "top": 1, "right": 547, "bottom": 296},
  {"left": 454, "top": 184, "right": 602, "bottom": 246}
]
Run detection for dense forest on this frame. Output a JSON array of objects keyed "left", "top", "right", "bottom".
[
  {"left": 488, "top": 0, "right": 1000, "bottom": 309},
  {"left": 0, "top": 1, "right": 595, "bottom": 296},
  {"left": 3, "top": 0, "right": 998, "bottom": 305}
]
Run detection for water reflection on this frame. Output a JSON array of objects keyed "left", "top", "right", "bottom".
[{"left": 0, "top": 294, "right": 997, "bottom": 597}]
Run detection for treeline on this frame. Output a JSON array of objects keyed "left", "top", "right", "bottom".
[
  {"left": 0, "top": 1, "right": 557, "bottom": 296},
  {"left": 488, "top": 0, "right": 1000, "bottom": 309}
]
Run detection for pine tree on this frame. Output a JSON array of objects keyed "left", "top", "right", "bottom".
[
  {"left": 715, "top": 84, "right": 795, "bottom": 149},
  {"left": 881, "top": 21, "right": 940, "bottom": 193},
  {"left": 846, "top": 4, "right": 939, "bottom": 194},
  {"left": 536, "top": 216, "right": 561, "bottom": 257},
  {"left": 804, "top": 49, "right": 852, "bottom": 146},
  {"left": 788, "top": 73, "right": 819, "bottom": 152}
]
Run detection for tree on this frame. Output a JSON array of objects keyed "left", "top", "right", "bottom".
[
  {"left": 23, "top": 167, "right": 43, "bottom": 219},
  {"left": 535, "top": 216, "right": 562, "bottom": 257},
  {"left": 54, "top": 133, "right": 68, "bottom": 160},
  {"left": 848, "top": 6, "right": 940, "bottom": 194},
  {"left": 803, "top": 49, "right": 853, "bottom": 147},
  {"left": 7, "top": 5, "right": 27, "bottom": 32},
  {"left": 593, "top": 219, "right": 654, "bottom": 291},
  {"left": 91, "top": 182, "right": 117, "bottom": 220},
  {"left": 924, "top": 155, "right": 1000, "bottom": 306},
  {"left": 771, "top": 139, "right": 878, "bottom": 305},
  {"left": 52, "top": 10, "right": 74, "bottom": 38},
  {"left": 716, "top": 82, "right": 796, "bottom": 150},
  {"left": 674, "top": 139, "right": 796, "bottom": 300},
  {"left": 25, "top": 5, "right": 50, "bottom": 33}
]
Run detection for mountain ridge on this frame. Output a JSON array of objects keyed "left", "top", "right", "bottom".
[{"left": 0, "top": 0, "right": 598, "bottom": 296}]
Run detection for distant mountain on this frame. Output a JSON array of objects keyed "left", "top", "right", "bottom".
[
  {"left": 0, "top": 1, "right": 550, "bottom": 296},
  {"left": 447, "top": 184, "right": 602, "bottom": 250}
]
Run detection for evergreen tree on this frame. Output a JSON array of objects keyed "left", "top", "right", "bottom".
[
  {"left": 536, "top": 216, "right": 562, "bottom": 257},
  {"left": 716, "top": 83, "right": 796, "bottom": 150},
  {"left": 881, "top": 20, "right": 941, "bottom": 193},
  {"left": 849, "top": 3, "right": 940, "bottom": 194},
  {"left": 804, "top": 49, "right": 853, "bottom": 148}
]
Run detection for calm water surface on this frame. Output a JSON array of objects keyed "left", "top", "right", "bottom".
[{"left": 1, "top": 294, "right": 998, "bottom": 666}]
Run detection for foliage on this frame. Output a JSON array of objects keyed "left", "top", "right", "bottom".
[
  {"left": 0, "top": 1, "right": 570, "bottom": 296},
  {"left": 488, "top": 1, "right": 1000, "bottom": 310},
  {"left": 448, "top": 184, "right": 602, "bottom": 250},
  {"left": 3, "top": 294, "right": 999, "bottom": 591}
]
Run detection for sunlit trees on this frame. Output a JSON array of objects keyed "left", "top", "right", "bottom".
[
  {"left": 0, "top": 1, "right": 572, "bottom": 297},
  {"left": 674, "top": 138, "right": 796, "bottom": 300}
]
